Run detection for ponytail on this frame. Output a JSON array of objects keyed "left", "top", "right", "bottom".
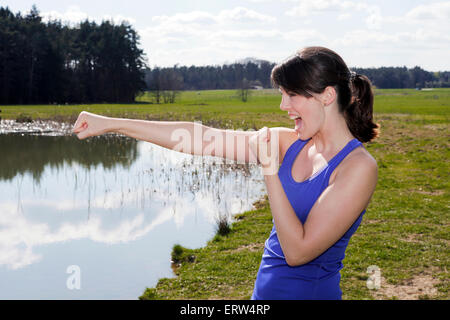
[{"left": 344, "top": 74, "right": 380, "bottom": 143}]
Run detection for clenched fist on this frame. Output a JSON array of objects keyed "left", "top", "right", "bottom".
[
  {"left": 72, "top": 111, "right": 111, "bottom": 140},
  {"left": 249, "top": 127, "right": 279, "bottom": 176}
]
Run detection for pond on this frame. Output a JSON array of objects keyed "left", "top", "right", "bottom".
[{"left": 0, "top": 129, "right": 266, "bottom": 299}]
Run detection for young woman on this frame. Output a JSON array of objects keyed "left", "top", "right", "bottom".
[{"left": 72, "top": 46, "right": 379, "bottom": 300}]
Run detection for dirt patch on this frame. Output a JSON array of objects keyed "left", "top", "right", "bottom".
[
  {"left": 374, "top": 92, "right": 411, "bottom": 96},
  {"left": 371, "top": 271, "right": 441, "bottom": 300},
  {"left": 375, "top": 113, "right": 412, "bottom": 120},
  {"left": 423, "top": 124, "right": 449, "bottom": 131},
  {"left": 413, "top": 188, "right": 445, "bottom": 196},
  {"left": 362, "top": 219, "right": 383, "bottom": 225},
  {"left": 252, "top": 195, "right": 268, "bottom": 210},
  {"left": 400, "top": 233, "right": 423, "bottom": 244},
  {"left": 228, "top": 243, "right": 264, "bottom": 254}
]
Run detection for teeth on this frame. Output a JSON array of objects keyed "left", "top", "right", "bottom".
[{"left": 289, "top": 115, "right": 301, "bottom": 120}]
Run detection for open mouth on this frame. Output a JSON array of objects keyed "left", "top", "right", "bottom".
[{"left": 289, "top": 114, "right": 302, "bottom": 131}]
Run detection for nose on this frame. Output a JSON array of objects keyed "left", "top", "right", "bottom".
[{"left": 279, "top": 95, "right": 290, "bottom": 111}]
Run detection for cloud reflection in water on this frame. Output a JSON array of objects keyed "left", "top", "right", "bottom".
[{"left": 0, "top": 135, "right": 266, "bottom": 274}]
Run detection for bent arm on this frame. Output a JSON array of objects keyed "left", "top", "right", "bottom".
[{"left": 265, "top": 153, "right": 378, "bottom": 266}]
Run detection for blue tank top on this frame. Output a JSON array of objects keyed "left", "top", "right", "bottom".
[{"left": 251, "top": 137, "right": 366, "bottom": 300}]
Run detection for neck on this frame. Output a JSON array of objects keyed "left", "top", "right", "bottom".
[{"left": 310, "top": 105, "right": 354, "bottom": 154}]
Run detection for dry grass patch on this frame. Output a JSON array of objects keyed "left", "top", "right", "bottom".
[
  {"left": 228, "top": 243, "right": 264, "bottom": 254},
  {"left": 372, "top": 270, "right": 442, "bottom": 300},
  {"left": 400, "top": 233, "right": 423, "bottom": 244}
]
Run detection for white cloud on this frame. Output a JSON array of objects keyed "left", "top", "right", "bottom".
[
  {"left": 140, "top": 7, "right": 283, "bottom": 66},
  {"left": 365, "top": 6, "right": 382, "bottom": 30},
  {"left": 332, "top": 30, "right": 398, "bottom": 47},
  {"left": 218, "top": 6, "right": 276, "bottom": 23},
  {"left": 333, "top": 28, "right": 450, "bottom": 47},
  {"left": 26, "top": 1, "right": 449, "bottom": 69},
  {"left": 243, "top": 0, "right": 275, "bottom": 2},
  {"left": 405, "top": 1, "right": 450, "bottom": 20},
  {"left": 41, "top": 5, "right": 136, "bottom": 25},
  {"left": 209, "top": 29, "right": 281, "bottom": 40},
  {"left": 151, "top": 6, "right": 275, "bottom": 26},
  {"left": 152, "top": 11, "right": 217, "bottom": 25},
  {"left": 285, "top": 0, "right": 382, "bottom": 30},
  {"left": 141, "top": 6, "right": 277, "bottom": 52},
  {"left": 0, "top": 141, "right": 265, "bottom": 270},
  {"left": 0, "top": 178, "right": 262, "bottom": 270},
  {"left": 42, "top": 5, "right": 89, "bottom": 24},
  {"left": 286, "top": 0, "right": 356, "bottom": 17},
  {"left": 324, "top": 1, "right": 450, "bottom": 70},
  {"left": 150, "top": 7, "right": 276, "bottom": 37},
  {"left": 283, "top": 29, "right": 327, "bottom": 42},
  {"left": 337, "top": 13, "right": 351, "bottom": 21},
  {"left": 0, "top": 195, "right": 200, "bottom": 269}
]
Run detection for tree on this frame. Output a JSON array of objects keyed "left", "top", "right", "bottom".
[
  {"left": 0, "top": 5, "right": 147, "bottom": 104},
  {"left": 147, "top": 67, "right": 162, "bottom": 104},
  {"left": 237, "top": 78, "right": 251, "bottom": 102},
  {"left": 160, "top": 68, "right": 183, "bottom": 103}
]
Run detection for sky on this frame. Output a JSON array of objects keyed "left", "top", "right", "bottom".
[{"left": 1, "top": 0, "right": 450, "bottom": 71}]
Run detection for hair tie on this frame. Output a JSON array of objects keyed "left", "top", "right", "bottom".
[{"left": 349, "top": 71, "right": 357, "bottom": 82}]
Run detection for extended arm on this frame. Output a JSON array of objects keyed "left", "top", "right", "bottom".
[{"left": 72, "top": 111, "right": 258, "bottom": 164}]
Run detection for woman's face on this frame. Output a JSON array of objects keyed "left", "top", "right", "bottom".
[{"left": 279, "top": 87, "right": 325, "bottom": 139}]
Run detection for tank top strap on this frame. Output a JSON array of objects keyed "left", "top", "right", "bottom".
[
  {"left": 327, "top": 138, "right": 363, "bottom": 171},
  {"left": 281, "top": 138, "right": 311, "bottom": 168}
]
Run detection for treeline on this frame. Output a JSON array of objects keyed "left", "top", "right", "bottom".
[
  {"left": 146, "top": 60, "right": 275, "bottom": 91},
  {"left": 352, "top": 66, "right": 450, "bottom": 89},
  {"left": 0, "top": 5, "right": 146, "bottom": 105},
  {"left": 145, "top": 61, "right": 275, "bottom": 95},
  {"left": 2, "top": 6, "right": 449, "bottom": 106},
  {"left": 145, "top": 63, "right": 450, "bottom": 93}
]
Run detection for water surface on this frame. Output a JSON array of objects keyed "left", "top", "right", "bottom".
[{"left": 0, "top": 133, "right": 266, "bottom": 299}]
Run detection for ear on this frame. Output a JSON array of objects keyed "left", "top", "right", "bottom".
[{"left": 322, "top": 86, "right": 337, "bottom": 106}]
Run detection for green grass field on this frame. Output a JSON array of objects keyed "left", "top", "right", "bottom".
[
  {"left": 2, "top": 88, "right": 449, "bottom": 300},
  {"left": 2, "top": 88, "right": 449, "bottom": 126}
]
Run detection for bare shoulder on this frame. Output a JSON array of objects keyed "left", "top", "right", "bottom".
[
  {"left": 348, "top": 145, "right": 378, "bottom": 171},
  {"left": 270, "top": 127, "right": 299, "bottom": 164},
  {"left": 271, "top": 127, "right": 298, "bottom": 146},
  {"left": 333, "top": 144, "right": 378, "bottom": 186}
]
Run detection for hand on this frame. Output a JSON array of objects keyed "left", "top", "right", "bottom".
[
  {"left": 249, "top": 127, "right": 279, "bottom": 175},
  {"left": 72, "top": 111, "right": 111, "bottom": 140}
]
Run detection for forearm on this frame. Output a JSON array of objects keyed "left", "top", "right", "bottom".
[
  {"left": 264, "top": 174, "right": 305, "bottom": 266},
  {"left": 106, "top": 117, "right": 256, "bottom": 162},
  {"left": 107, "top": 118, "right": 200, "bottom": 154}
]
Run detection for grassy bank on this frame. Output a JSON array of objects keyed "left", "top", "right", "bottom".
[
  {"left": 2, "top": 88, "right": 449, "bottom": 299},
  {"left": 3, "top": 88, "right": 449, "bottom": 129},
  {"left": 0, "top": 89, "right": 284, "bottom": 130},
  {"left": 140, "top": 197, "right": 273, "bottom": 300}
]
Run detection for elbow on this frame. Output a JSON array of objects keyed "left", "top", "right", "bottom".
[
  {"left": 284, "top": 245, "right": 318, "bottom": 267},
  {"left": 285, "top": 253, "right": 309, "bottom": 267},
  {"left": 283, "top": 241, "right": 313, "bottom": 267}
]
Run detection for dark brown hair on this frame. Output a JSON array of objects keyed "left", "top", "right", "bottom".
[{"left": 271, "top": 46, "right": 379, "bottom": 143}]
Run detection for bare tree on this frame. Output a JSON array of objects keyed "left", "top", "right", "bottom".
[
  {"left": 161, "top": 69, "right": 183, "bottom": 103},
  {"left": 146, "top": 67, "right": 163, "bottom": 104},
  {"left": 237, "top": 78, "right": 251, "bottom": 102}
]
